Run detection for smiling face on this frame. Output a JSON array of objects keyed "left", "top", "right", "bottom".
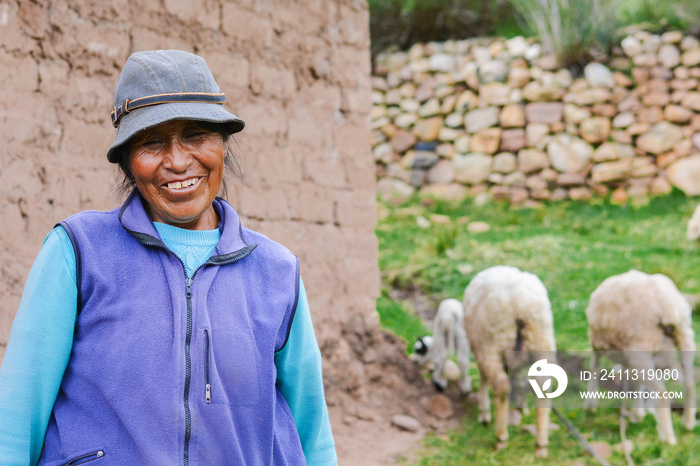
[{"left": 128, "top": 120, "right": 225, "bottom": 230}]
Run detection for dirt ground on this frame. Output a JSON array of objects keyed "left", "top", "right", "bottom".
[
  {"left": 321, "top": 324, "right": 467, "bottom": 465},
  {"left": 329, "top": 382, "right": 465, "bottom": 465}
]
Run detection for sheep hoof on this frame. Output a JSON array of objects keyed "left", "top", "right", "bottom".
[
  {"left": 628, "top": 409, "right": 645, "bottom": 423},
  {"left": 496, "top": 440, "right": 508, "bottom": 450},
  {"left": 432, "top": 380, "right": 446, "bottom": 392},
  {"left": 479, "top": 412, "right": 491, "bottom": 424},
  {"left": 535, "top": 446, "right": 548, "bottom": 458}
]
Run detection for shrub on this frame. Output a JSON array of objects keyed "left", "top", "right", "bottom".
[
  {"left": 368, "top": 0, "right": 518, "bottom": 56},
  {"left": 618, "top": 0, "right": 698, "bottom": 31},
  {"left": 508, "top": 0, "right": 620, "bottom": 67}
]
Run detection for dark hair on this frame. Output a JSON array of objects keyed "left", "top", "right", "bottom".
[{"left": 112, "top": 121, "right": 244, "bottom": 199}]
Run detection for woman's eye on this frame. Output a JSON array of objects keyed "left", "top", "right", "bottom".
[
  {"left": 184, "top": 131, "right": 208, "bottom": 140},
  {"left": 141, "top": 136, "right": 166, "bottom": 149}
]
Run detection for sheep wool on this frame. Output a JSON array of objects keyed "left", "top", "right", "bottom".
[
  {"left": 429, "top": 298, "right": 472, "bottom": 394},
  {"left": 463, "top": 265, "right": 556, "bottom": 458},
  {"left": 585, "top": 270, "right": 696, "bottom": 445}
]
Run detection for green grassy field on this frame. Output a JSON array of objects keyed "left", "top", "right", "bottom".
[{"left": 375, "top": 190, "right": 700, "bottom": 465}]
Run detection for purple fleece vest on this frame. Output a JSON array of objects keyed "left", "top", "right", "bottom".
[{"left": 39, "top": 191, "right": 304, "bottom": 465}]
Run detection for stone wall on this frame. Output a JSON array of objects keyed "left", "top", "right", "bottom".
[
  {"left": 371, "top": 31, "right": 700, "bottom": 204},
  {"left": 0, "top": 0, "right": 380, "bottom": 391}
]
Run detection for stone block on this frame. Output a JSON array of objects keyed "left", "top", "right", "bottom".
[
  {"left": 412, "top": 117, "right": 443, "bottom": 141},
  {"left": 593, "top": 142, "right": 635, "bottom": 162},
  {"left": 465, "top": 107, "right": 500, "bottom": 133},
  {"left": 666, "top": 154, "right": 700, "bottom": 195},
  {"left": 522, "top": 82, "right": 565, "bottom": 102},
  {"left": 664, "top": 105, "right": 693, "bottom": 123},
  {"left": 525, "top": 123, "right": 550, "bottom": 148},
  {"left": 547, "top": 133, "right": 593, "bottom": 173},
  {"left": 681, "top": 92, "right": 700, "bottom": 111},
  {"left": 658, "top": 44, "right": 681, "bottom": 68},
  {"left": 518, "top": 149, "right": 550, "bottom": 174},
  {"left": 420, "top": 183, "right": 469, "bottom": 201},
  {"left": 478, "top": 82, "right": 511, "bottom": 106},
  {"left": 591, "top": 159, "right": 633, "bottom": 183},
  {"left": 636, "top": 106, "right": 664, "bottom": 124},
  {"left": 563, "top": 104, "right": 591, "bottom": 125},
  {"left": 471, "top": 128, "right": 502, "bottom": 154},
  {"left": 390, "top": 130, "right": 416, "bottom": 153},
  {"left": 681, "top": 48, "right": 700, "bottom": 67},
  {"left": 493, "top": 152, "right": 517, "bottom": 173},
  {"left": 500, "top": 129, "right": 526, "bottom": 153},
  {"left": 579, "top": 116, "right": 611, "bottom": 144},
  {"left": 636, "top": 121, "right": 684, "bottom": 155},
  {"left": 584, "top": 63, "right": 615, "bottom": 87},
  {"left": 525, "top": 102, "right": 564, "bottom": 124},
  {"left": 426, "top": 159, "right": 455, "bottom": 185},
  {"left": 454, "top": 153, "right": 493, "bottom": 184},
  {"left": 500, "top": 104, "right": 526, "bottom": 128}
]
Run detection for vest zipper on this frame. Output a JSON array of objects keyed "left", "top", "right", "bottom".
[
  {"left": 184, "top": 276, "right": 194, "bottom": 466},
  {"left": 204, "top": 329, "right": 212, "bottom": 403}
]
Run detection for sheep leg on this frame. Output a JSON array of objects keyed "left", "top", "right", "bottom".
[
  {"left": 650, "top": 379, "right": 676, "bottom": 445},
  {"left": 535, "top": 397, "right": 551, "bottom": 458},
  {"left": 627, "top": 351, "right": 676, "bottom": 445},
  {"left": 431, "top": 329, "right": 448, "bottom": 392},
  {"left": 477, "top": 366, "right": 491, "bottom": 424},
  {"left": 490, "top": 368, "right": 510, "bottom": 445},
  {"left": 455, "top": 324, "right": 472, "bottom": 394},
  {"left": 629, "top": 382, "right": 646, "bottom": 422},
  {"left": 681, "top": 350, "right": 696, "bottom": 430},
  {"left": 675, "top": 327, "right": 697, "bottom": 430},
  {"left": 583, "top": 352, "right": 599, "bottom": 410}
]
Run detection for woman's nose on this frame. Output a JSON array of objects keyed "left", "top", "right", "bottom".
[{"left": 163, "top": 140, "right": 192, "bottom": 171}]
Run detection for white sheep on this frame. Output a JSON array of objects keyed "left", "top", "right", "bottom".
[
  {"left": 585, "top": 270, "right": 696, "bottom": 445},
  {"left": 686, "top": 204, "right": 700, "bottom": 241},
  {"left": 412, "top": 298, "right": 472, "bottom": 394},
  {"left": 463, "top": 265, "right": 556, "bottom": 457}
]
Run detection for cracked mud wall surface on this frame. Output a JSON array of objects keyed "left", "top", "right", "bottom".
[{"left": 0, "top": 0, "right": 383, "bottom": 388}]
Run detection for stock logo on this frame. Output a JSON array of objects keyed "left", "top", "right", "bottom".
[{"left": 528, "top": 359, "right": 568, "bottom": 399}]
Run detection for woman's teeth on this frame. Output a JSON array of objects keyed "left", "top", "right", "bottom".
[{"left": 168, "top": 178, "right": 197, "bottom": 189}]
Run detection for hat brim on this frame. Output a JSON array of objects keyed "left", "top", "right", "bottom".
[{"left": 107, "top": 102, "right": 245, "bottom": 163}]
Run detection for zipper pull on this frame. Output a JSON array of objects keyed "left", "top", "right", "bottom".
[
  {"left": 186, "top": 277, "right": 193, "bottom": 298},
  {"left": 206, "top": 384, "right": 211, "bottom": 403}
]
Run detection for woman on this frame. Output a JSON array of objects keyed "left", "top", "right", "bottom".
[{"left": 0, "top": 50, "right": 337, "bottom": 465}]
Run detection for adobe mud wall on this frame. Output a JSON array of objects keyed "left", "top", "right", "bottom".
[{"left": 0, "top": 0, "right": 380, "bottom": 379}]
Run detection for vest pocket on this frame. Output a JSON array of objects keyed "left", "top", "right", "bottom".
[
  {"left": 60, "top": 449, "right": 105, "bottom": 465},
  {"left": 204, "top": 329, "right": 260, "bottom": 406}
]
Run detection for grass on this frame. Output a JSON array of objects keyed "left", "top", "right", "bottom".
[
  {"left": 375, "top": 190, "right": 700, "bottom": 465},
  {"left": 617, "top": 0, "right": 697, "bottom": 32},
  {"left": 508, "top": 0, "right": 619, "bottom": 68}
]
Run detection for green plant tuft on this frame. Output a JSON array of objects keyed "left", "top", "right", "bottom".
[{"left": 507, "top": 0, "right": 620, "bottom": 68}]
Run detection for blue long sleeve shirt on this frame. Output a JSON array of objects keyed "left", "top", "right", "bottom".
[{"left": 0, "top": 224, "right": 336, "bottom": 465}]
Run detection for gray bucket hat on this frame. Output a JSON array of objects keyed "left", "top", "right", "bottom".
[{"left": 107, "top": 50, "right": 245, "bottom": 163}]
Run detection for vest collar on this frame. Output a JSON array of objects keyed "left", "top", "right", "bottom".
[{"left": 118, "top": 189, "right": 251, "bottom": 256}]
